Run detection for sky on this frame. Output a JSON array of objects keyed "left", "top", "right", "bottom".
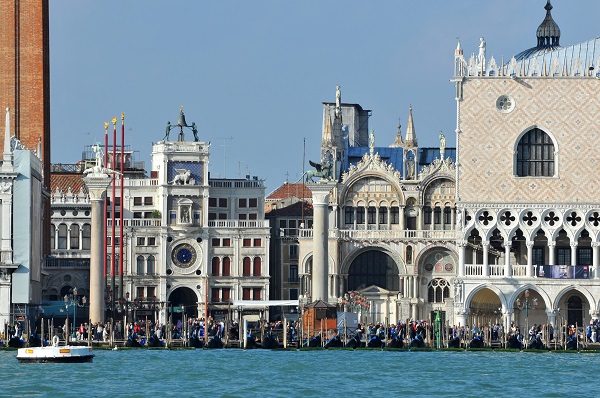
[{"left": 49, "top": 0, "right": 598, "bottom": 193}]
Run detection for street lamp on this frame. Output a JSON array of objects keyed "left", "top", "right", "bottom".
[
  {"left": 64, "top": 287, "right": 87, "bottom": 339},
  {"left": 515, "top": 289, "right": 538, "bottom": 347}
]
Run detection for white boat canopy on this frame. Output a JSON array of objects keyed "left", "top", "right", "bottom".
[{"left": 232, "top": 300, "right": 299, "bottom": 308}]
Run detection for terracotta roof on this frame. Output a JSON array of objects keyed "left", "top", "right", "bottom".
[
  {"left": 266, "top": 182, "right": 312, "bottom": 201},
  {"left": 50, "top": 173, "right": 85, "bottom": 195},
  {"left": 266, "top": 201, "right": 313, "bottom": 217}
]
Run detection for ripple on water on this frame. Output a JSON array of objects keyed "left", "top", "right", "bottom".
[{"left": 1, "top": 349, "right": 599, "bottom": 397}]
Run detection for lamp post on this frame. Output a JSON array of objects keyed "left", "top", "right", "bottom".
[
  {"left": 341, "top": 291, "right": 370, "bottom": 325},
  {"left": 64, "top": 287, "right": 87, "bottom": 339},
  {"left": 515, "top": 289, "right": 538, "bottom": 347}
]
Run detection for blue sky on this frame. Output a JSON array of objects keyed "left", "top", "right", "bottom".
[{"left": 49, "top": 1, "right": 597, "bottom": 192}]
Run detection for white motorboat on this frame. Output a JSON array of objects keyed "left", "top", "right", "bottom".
[{"left": 16, "top": 335, "right": 94, "bottom": 363}]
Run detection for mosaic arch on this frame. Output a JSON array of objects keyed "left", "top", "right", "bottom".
[
  {"left": 347, "top": 249, "right": 400, "bottom": 292},
  {"left": 341, "top": 174, "right": 403, "bottom": 206}
]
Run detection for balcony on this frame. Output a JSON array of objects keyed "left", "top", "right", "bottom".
[
  {"left": 107, "top": 219, "right": 162, "bottom": 227},
  {"left": 299, "top": 228, "right": 455, "bottom": 241},
  {"left": 45, "top": 258, "right": 90, "bottom": 268},
  {"left": 208, "top": 220, "right": 269, "bottom": 229}
]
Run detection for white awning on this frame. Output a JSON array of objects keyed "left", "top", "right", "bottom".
[{"left": 232, "top": 300, "right": 299, "bottom": 308}]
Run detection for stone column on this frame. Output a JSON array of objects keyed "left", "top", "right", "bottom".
[
  {"left": 308, "top": 181, "right": 335, "bottom": 302},
  {"left": 504, "top": 310, "right": 514, "bottom": 333},
  {"left": 83, "top": 174, "right": 112, "bottom": 325},
  {"left": 548, "top": 242, "right": 556, "bottom": 265},
  {"left": 482, "top": 242, "right": 489, "bottom": 277},
  {"left": 570, "top": 242, "right": 578, "bottom": 267},
  {"left": 593, "top": 242, "right": 600, "bottom": 279},
  {"left": 504, "top": 242, "right": 512, "bottom": 277},
  {"left": 458, "top": 241, "right": 466, "bottom": 277},
  {"left": 526, "top": 242, "right": 534, "bottom": 277}
]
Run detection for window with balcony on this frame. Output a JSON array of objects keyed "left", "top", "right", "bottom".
[
  {"left": 253, "top": 257, "right": 261, "bottom": 276},
  {"left": 50, "top": 224, "right": 55, "bottom": 249},
  {"left": 390, "top": 207, "right": 400, "bottom": 224},
  {"left": 70, "top": 224, "right": 79, "bottom": 249},
  {"left": 289, "top": 264, "right": 299, "bottom": 282},
  {"left": 222, "top": 257, "right": 231, "bottom": 276},
  {"left": 136, "top": 256, "right": 144, "bottom": 275},
  {"left": 356, "top": 208, "right": 365, "bottom": 224},
  {"left": 212, "top": 257, "right": 220, "bottom": 276},
  {"left": 82, "top": 224, "right": 91, "bottom": 250},
  {"left": 147, "top": 255, "right": 155, "bottom": 275},
  {"left": 243, "top": 257, "right": 251, "bottom": 276},
  {"left": 289, "top": 245, "right": 298, "bottom": 259},
  {"left": 58, "top": 224, "right": 67, "bottom": 249},
  {"left": 345, "top": 207, "right": 354, "bottom": 224},
  {"left": 516, "top": 128, "right": 555, "bottom": 177}
]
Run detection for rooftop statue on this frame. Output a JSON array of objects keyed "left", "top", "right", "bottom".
[
  {"left": 477, "top": 37, "right": 486, "bottom": 70},
  {"left": 162, "top": 106, "right": 200, "bottom": 142},
  {"left": 439, "top": 131, "right": 446, "bottom": 159}
]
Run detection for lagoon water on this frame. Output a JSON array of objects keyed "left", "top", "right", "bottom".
[{"left": 0, "top": 348, "right": 597, "bottom": 397}]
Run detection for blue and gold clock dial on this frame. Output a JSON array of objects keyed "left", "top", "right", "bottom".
[{"left": 171, "top": 243, "right": 197, "bottom": 268}]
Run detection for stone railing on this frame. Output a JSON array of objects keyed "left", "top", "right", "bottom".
[
  {"left": 299, "top": 229, "right": 455, "bottom": 241},
  {"left": 107, "top": 219, "right": 162, "bottom": 227},
  {"left": 208, "top": 220, "right": 270, "bottom": 229}
]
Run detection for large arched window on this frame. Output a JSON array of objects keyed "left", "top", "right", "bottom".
[
  {"left": 428, "top": 278, "right": 450, "bottom": 303},
  {"left": 50, "top": 224, "right": 56, "bottom": 249},
  {"left": 136, "top": 256, "right": 144, "bottom": 275},
  {"left": 70, "top": 224, "right": 80, "bottom": 249},
  {"left": 57, "top": 224, "right": 67, "bottom": 249},
  {"left": 222, "top": 257, "right": 231, "bottom": 276},
  {"left": 253, "top": 257, "right": 262, "bottom": 276},
  {"left": 212, "top": 257, "right": 220, "bottom": 276},
  {"left": 243, "top": 257, "right": 251, "bottom": 277},
  {"left": 82, "top": 224, "right": 91, "bottom": 250},
  {"left": 147, "top": 255, "right": 155, "bottom": 275},
  {"left": 516, "top": 128, "right": 555, "bottom": 177},
  {"left": 348, "top": 250, "right": 399, "bottom": 291}
]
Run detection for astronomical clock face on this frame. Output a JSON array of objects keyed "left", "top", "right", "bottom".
[{"left": 171, "top": 243, "right": 197, "bottom": 268}]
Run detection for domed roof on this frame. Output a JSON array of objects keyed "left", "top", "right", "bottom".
[{"left": 516, "top": 1, "right": 561, "bottom": 61}]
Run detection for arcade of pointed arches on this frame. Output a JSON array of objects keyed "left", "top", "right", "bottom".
[{"left": 464, "top": 283, "right": 597, "bottom": 331}]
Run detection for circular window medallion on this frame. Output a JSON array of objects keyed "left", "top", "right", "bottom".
[
  {"left": 445, "top": 263, "right": 453, "bottom": 272},
  {"left": 425, "top": 263, "right": 434, "bottom": 272},
  {"left": 171, "top": 243, "right": 197, "bottom": 268},
  {"left": 435, "top": 263, "right": 443, "bottom": 272},
  {"left": 496, "top": 95, "right": 515, "bottom": 113}
]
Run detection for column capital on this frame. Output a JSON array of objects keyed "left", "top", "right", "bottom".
[
  {"left": 570, "top": 242, "right": 578, "bottom": 248},
  {"left": 526, "top": 241, "right": 534, "bottom": 248},
  {"left": 548, "top": 242, "right": 556, "bottom": 248},
  {"left": 482, "top": 241, "right": 489, "bottom": 247},
  {"left": 592, "top": 242, "right": 600, "bottom": 248}
]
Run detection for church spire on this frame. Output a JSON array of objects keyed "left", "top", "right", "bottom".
[
  {"left": 537, "top": 0, "right": 560, "bottom": 47},
  {"left": 390, "top": 118, "right": 403, "bottom": 148},
  {"left": 404, "top": 105, "right": 417, "bottom": 147},
  {"left": 322, "top": 106, "right": 333, "bottom": 146}
]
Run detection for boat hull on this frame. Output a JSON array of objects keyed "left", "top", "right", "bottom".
[{"left": 16, "top": 346, "right": 95, "bottom": 363}]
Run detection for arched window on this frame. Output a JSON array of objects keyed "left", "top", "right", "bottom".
[
  {"left": 243, "top": 257, "right": 251, "bottom": 277},
  {"left": 82, "top": 224, "right": 91, "bottom": 250},
  {"left": 70, "top": 224, "right": 80, "bottom": 250},
  {"left": 57, "top": 224, "right": 67, "bottom": 249},
  {"left": 427, "top": 278, "right": 450, "bottom": 303},
  {"left": 222, "top": 257, "right": 231, "bottom": 276},
  {"left": 212, "top": 257, "right": 220, "bottom": 276},
  {"left": 516, "top": 128, "right": 555, "bottom": 177},
  {"left": 136, "top": 256, "right": 144, "bottom": 275},
  {"left": 253, "top": 257, "right": 262, "bottom": 276},
  {"left": 147, "top": 255, "right": 155, "bottom": 275},
  {"left": 406, "top": 246, "right": 413, "bottom": 265},
  {"left": 50, "top": 224, "right": 56, "bottom": 250}
]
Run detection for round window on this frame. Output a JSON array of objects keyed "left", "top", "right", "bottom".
[{"left": 496, "top": 95, "right": 515, "bottom": 113}]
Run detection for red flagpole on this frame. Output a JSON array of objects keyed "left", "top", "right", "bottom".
[
  {"left": 111, "top": 117, "right": 117, "bottom": 301},
  {"left": 119, "top": 113, "right": 125, "bottom": 298},
  {"left": 103, "top": 124, "right": 109, "bottom": 282}
]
